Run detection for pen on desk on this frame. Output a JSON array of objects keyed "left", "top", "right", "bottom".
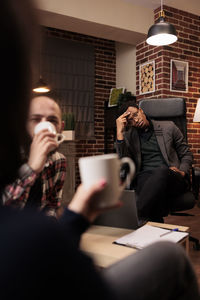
[{"left": 160, "top": 228, "right": 179, "bottom": 237}]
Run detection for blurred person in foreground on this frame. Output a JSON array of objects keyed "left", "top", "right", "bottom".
[{"left": 0, "top": 1, "right": 199, "bottom": 300}]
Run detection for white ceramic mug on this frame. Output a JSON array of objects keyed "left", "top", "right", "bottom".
[
  {"left": 78, "top": 153, "right": 136, "bottom": 208},
  {"left": 34, "top": 121, "right": 65, "bottom": 144}
]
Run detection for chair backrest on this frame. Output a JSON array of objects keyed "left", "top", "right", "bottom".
[
  {"left": 94, "top": 190, "right": 139, "bottom": 229},
  {"left": 139, "top": 98, "right": 187, "bottom": 141}
]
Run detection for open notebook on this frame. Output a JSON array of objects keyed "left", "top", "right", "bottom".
[{"left": 114, "top": 224, "right": 188, "bottom": 250}]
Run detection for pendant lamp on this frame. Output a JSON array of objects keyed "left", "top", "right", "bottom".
[
  {"left": 33, "top": 76, "right": 50, "bottom": 93},
  {"left": 146, "top": 0, "right": 177, "bottom": 46},
  {"left": 32, "top": 31, "right": 50, "bottom": 94}
]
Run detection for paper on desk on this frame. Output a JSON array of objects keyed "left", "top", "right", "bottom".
[{"left": 114, "top": 225, "right": 188, "bottom": 249}]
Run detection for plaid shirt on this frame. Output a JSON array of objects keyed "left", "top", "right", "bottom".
[{"left": 3, "top": 151, "right": 66, "bottom": 216}]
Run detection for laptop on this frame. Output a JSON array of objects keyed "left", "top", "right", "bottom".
[{"left": 94, "top": 190, "right": 142, "bottom": 230}]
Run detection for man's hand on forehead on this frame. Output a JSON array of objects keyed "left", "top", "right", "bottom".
[{"left": 124, "top": 111, "right": 131, "bottom": 117}]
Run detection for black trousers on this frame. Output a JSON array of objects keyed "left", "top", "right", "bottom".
[{"left": 135, "top": 166, "right": 189, "bottom": 220}]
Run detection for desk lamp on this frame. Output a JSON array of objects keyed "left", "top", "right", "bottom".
[{"left": 193, "top": 99, "right": 200, "bottom": 123}]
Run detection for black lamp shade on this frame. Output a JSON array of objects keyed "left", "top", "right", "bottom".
[
  {"left": 146, "top": 16, "right": 177, "bottom": 46},
  {"left": 33, "top": 77, "right": 50, "bottom": 93}
]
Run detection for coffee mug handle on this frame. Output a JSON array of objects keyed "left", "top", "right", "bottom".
[
  {"left": 119, "top": 157, "right": 136, "bottom": 190},
  {"left": 56, "top": 133, "right": 65, "bottom": 144}
]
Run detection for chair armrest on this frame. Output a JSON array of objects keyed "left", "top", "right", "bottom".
[{"left": 192, "top": 166, "right": 200, "bottom": 200}]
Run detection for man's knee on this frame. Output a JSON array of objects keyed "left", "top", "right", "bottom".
[
  {"left": 152, "top": 166, "right": 170, "bottom": 180},
  {"left": 151, "top": 241, "right": 184, "bottom": 260},
  {"left": 106, "top": 241, "right": 189, "bottom": 281},
  {"left": 147, "top": 241, "right": 191, "bottom": 275},
  {"left": 104, "top": 241, "right": 199, "bottom": 300}
]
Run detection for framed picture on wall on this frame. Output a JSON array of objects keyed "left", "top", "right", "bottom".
[
  {"left": 139, "top": 60, "right": 155, "bottom": 95},
  {"left": 108, "top": 87, "right": 125, "bottom": 107},
  {"left": 170, "top": 59, "right": 188, "bottom": 92}
]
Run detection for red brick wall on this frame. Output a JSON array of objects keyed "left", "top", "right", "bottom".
[
  {"left": 44, "top": 27, "right": 116, "bottom": 185},
  {"left": 136, "top": 6, "right": 200, "bottom": 166}
]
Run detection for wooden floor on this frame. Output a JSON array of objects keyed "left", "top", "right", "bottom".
[{"left": 164, "top": 204, "right": 200, "bottom": 287}]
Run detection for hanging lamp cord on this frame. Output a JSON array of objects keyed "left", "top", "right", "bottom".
[{"left": 159, "top": 0, "right": 165, "bottom": 18}]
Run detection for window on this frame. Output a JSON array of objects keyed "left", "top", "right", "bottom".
[{"left": 41, "top": 36, "right": 95, "bottom": 138}]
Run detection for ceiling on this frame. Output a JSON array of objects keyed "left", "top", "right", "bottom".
[
  {"left": 37, "top": 0, "right": 200, "bottom": 45},
  {"left": 122, "top": 0, "right": 200, "bottom": 15},
  {"left": 123, "top": 0, "right": 166, "bottom": 9}
]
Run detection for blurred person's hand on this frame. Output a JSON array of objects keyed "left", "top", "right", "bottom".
[{"left": 68, "top": 180, "right": 122, "bottom": 223}]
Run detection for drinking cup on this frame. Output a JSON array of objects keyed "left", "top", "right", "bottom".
[
  {"left": 34, "top": 121, "right": 65, "bottom": 144},
  {"left": 78, "top": 153, "right": 135, "bottom": 208}
]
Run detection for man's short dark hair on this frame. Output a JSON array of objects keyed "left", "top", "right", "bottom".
[{"left": 118, "top": 101, "right": 139, "bottom": 117}]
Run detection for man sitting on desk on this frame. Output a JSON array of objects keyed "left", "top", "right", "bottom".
[{"left": 116, "top": 101, "right": 193, "bottom": 222}]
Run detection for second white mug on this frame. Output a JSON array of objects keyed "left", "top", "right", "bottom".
[{"left": 34, "top": 121, "right": 65, "bottom": 144}]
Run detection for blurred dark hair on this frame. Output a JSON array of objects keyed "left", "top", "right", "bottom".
[
  {"left": 0, "top": 0, "right": 38, "bottom": 188},
  {"left": 117, "top": 91, "right": 136, "bottom": 107}
]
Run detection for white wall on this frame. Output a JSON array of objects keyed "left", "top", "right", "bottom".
[{"left": 116, "top": 42, "right": 136, "bottom": 95}]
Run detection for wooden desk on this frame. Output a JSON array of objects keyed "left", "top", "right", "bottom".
[
  {"left": 148, "top": 222, "right": 189, "bottom": 254},
  {"left": 80, "top": 222, "right": 189, "bottom": 268}
]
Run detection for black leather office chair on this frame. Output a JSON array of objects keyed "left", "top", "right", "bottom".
[{"left": 139, "top": 97, "right": 200, "bottom": 250}]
